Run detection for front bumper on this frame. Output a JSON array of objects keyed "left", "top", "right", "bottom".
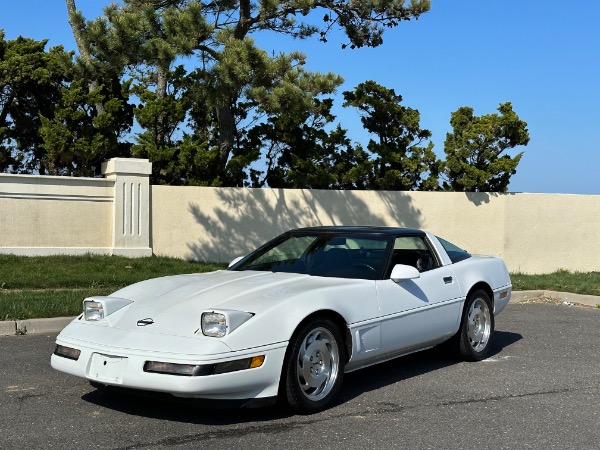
[{"left": 51, "top": 334, "right": 288, "bottom": 401}]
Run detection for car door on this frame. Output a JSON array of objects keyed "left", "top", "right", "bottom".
[{"left": 375, "top": 236, "right": 463, "bottom": 356}]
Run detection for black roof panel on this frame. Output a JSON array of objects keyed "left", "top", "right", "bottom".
[{"left": 290, "top": 226, "right": 426, "bottom": 236}]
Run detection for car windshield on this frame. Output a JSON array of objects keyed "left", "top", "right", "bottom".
[{"left": 230, "top": 233, "right": 392, "bottom": 280}]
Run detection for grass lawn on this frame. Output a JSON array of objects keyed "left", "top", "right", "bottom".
[
  {"left": 0, "top": 255, "right": 225, "bottom": 321},
  {"left": 510, "top": 270, "right": 600, "bottom": 297},
  {"left": 1, "top": 255, "right": 598, "bottom": 320}
]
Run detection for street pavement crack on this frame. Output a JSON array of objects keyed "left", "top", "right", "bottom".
[
  {"left": 375, "top": 384, "right": 600, "bottom": 413},
  {"left": 114, "top": 384, "right": 600, "bottom": 449},
  {"left": 116, "top": 419, "right": 321, "bottom": 449}
]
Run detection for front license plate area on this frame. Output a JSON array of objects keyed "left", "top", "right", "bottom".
[{"left": 88, "top": 353, "right": 128, "bottom": 384}]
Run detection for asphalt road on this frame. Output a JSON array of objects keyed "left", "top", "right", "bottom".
[{"left": 1, "top": 303, "right": 598, "bottom": 450}]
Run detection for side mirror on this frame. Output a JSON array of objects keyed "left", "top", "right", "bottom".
[
  {"left": 390, "top": 264, "right": 420, "bottom": 282},
  {"left": 228, "top": 256, "right": 244, "bottom": 268}
]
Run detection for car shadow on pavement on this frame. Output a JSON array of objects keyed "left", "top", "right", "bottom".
[
  {"left": 336, "top": 330, "right": 523, "bottom": 406},
  {"left": 81, "top": 387, "right": 294, "bottom": 425},
  {"left": 80, "top": 330, "right": 522, "bottom": 425}
]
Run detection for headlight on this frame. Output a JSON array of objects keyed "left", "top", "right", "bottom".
[
  {"left": 84, "top": 301, "right": 104, "bottom": 321},
  {"left": 82, "top": 296, "right": 133, "bottom": 321},
  {"left": 200, "top": 310, "right": 254, "bottom": 337},
  {"left": 201, "top": 312, "right": 227, "bottom": 337}
]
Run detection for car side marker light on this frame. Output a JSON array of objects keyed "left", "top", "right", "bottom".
[{"left": 249, "top": 355, "right": 265, "bottom": 368}]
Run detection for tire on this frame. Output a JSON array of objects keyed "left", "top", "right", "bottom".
[
  {"left": 456, "top": 289, "right": 494, "bottom": 361},
  {"left": 283, "top": 318, "right": 345, "bottom": 413}
]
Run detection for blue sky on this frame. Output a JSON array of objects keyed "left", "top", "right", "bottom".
[{"left": 2, "top": 0, "right": 599, "bottom": 194}]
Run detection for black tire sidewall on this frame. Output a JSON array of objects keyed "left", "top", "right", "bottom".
[
  {"left": 283, "top": 317, "right": 345, "bottom": 413},
  {"left": 459, "top": 289, "right": 495, "bottom": 361}
]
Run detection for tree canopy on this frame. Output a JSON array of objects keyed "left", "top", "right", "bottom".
[
  {"left": 442, "top": 102, "right": 530, "bottom": 192},
  {"left": 1, "top": 0, "right": 531, "bottom": 192},
  {"left": 0, "top": 31, "right": 71, "bottom": 174},
  {"left": 343, "top": 80, "right": 439, "bottom": 190}
]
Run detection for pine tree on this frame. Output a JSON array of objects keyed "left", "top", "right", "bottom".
[
  {"left": 442, "top": 102, "right": 530, "bottom": 192},
  {"left": 343, "top": 81, "right": 440, "bottom": 190}
]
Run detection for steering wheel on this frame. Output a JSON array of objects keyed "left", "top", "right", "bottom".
[{"left": 353, "top": 263, "right": 376, "bottom": 273}]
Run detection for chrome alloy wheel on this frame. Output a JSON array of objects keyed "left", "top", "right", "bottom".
[
  {"left": 467, "top": 297, "right": 492, "bottom": 352},
  {"left": 296, "top": 327, "right": 340, "bottom": 401}
]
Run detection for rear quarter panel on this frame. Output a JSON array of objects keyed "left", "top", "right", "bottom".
[{"left": 450, "top": 255, "right": 512, "bottom": 315}]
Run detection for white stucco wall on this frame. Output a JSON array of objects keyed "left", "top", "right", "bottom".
[
  {"left": 150, "top": 186, "right": 600, "bottom": 274},
  {"left": 0, "top": 174, "right": 114, "bottom": 253},
  {"left": 501, "top": 193, "right": 600, "bottom": 273},
  {"left": 2, "top": 164, "right": 598, "bottom": 274},
  {"left": 0, "top": 158, "right": 152, "bottom": 257}
]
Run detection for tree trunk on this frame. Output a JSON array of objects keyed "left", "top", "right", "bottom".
[
  {"left": 0, "top": 89, "right": 15, "bottom": 128},
  {"left": 155, "top": 64, "right": 168, "bottom": 147},
  {"left": 212, "top": 0, "right": 252, "bottom": 182},
  {"left": 65, "top": 0, "right": 104, "bottom": 115},
  {"left": 216, "top": 98, "right": 235, "bottom": 181}
]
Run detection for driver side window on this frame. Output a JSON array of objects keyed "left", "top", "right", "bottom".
[{"left": 388, "top": 236, "right": 439, "bottom": 275}]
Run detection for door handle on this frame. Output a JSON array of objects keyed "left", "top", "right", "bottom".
[{"left": 443, "top": 276, "right": 453, "bottom": 284}]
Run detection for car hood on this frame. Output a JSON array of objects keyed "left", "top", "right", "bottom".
[{"left": 99, "top": 270, "right": 353, "bottom": 337}]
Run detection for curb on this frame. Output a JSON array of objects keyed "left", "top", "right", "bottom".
[
  {"left": 510, "top": 290, "right": 600, "bottom": 308},
  {"left": 16, "top": 317, "right": 76, "bottom": 334},
  {"left": 0, "top": 321, "right": 16, "bottom": 336},
  {"left": 1, "top": 316, "right": 75, "bottom": 336},
  {"left": 1, "top": 290, "right": 599, "bottom": 336}
]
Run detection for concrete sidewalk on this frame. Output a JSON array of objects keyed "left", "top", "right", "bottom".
[{"left": 1, "top": 290, "right": 598, "bottom": 336}]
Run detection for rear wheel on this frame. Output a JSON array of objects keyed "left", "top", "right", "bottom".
[
  {"left": 457, "top": 289, "right": 494, "bottom": 361},
  {"left": 283, "top": 318, "right": 345, "bottom": 413}
]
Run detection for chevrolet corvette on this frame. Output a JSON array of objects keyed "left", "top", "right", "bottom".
[{"left": 52, "top": 226, "right": 512, "bottom": 413}]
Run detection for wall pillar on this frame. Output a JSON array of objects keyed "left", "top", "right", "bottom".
[{"left": 101, "top": 158, "right": 153, "bottom": 257}]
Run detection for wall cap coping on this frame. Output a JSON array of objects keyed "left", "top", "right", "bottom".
[
  {"left": 0, "top": 172, "right": 112, "bottom": 186},
  {"left": 101, "top": 158, "right": 152, "bottom": 177}
]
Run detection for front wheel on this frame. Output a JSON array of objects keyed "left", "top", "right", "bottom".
[
  {"left": 283, "top": 318, "right": 345, "bottom": 413},
  {"left": 456, "top": 289, "right": 494, "bottom": 361}
]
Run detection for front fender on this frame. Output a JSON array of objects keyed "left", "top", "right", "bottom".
[{"left": 220, "top": 279, "right": 378, "bottom": 352}]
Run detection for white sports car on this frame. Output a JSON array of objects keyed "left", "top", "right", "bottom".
[{"left": 52, "top": 227, "right": 512, "bottom": 413}]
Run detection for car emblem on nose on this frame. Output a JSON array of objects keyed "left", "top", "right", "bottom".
[{"left": 137, "top": 318, "right": 154, "bottom": 326}]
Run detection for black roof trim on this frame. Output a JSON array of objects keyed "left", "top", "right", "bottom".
[{"left": 289, "top": 226, "right": 426, "bottom": 236}]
